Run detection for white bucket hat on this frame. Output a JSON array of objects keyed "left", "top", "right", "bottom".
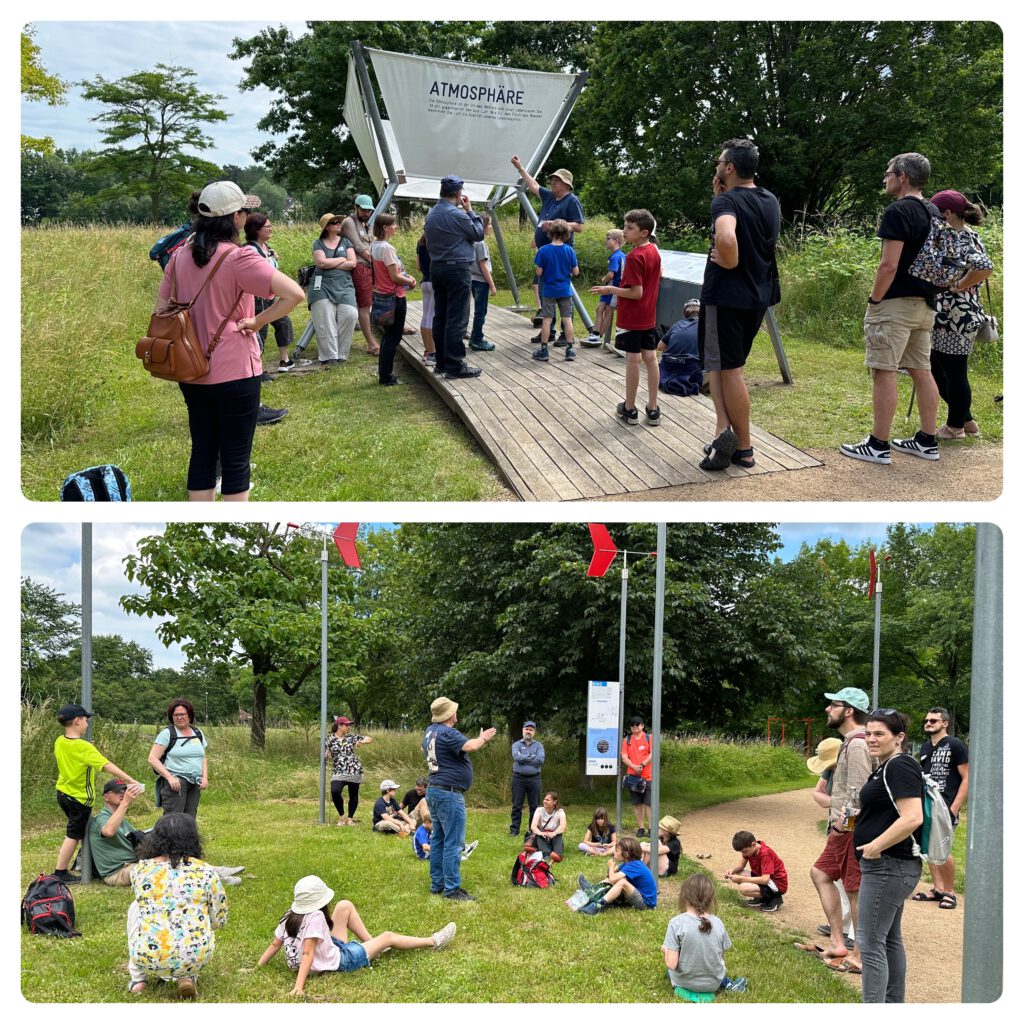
[{"left": 291, "top": 875, "right": 335, "bottom": 914}]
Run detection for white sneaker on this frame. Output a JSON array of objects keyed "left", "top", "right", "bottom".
[
  {"left": 432, "top": 921, "right": 457, "bottom": 950},
  {"left": 891, "top": 435, "right": 939, "bottom": 461},
  {"left": 215, "top": 865, "right": 245, "bottom": 877},
  {"left": 461, "top": 840, "right": 479, "bottom": 861},
  {"left": 221, "top": 874, "right": 242, "bottom": 885},
  {"left": 582, "top": 333, "right": 602, "bottom": 347},
  {"left": 839, "top": 437, "right": 891, "bottom": 465}
]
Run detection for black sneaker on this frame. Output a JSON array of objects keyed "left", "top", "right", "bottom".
[
  {"left": 443, "top": 887, "right": 476, "bottom": 901},
  {"left": 744, "top": 896, "right": 765, "bottom": 907},
  {"left": 759, "top": 895, "right": 784, "bottom": 913},
  {"left": 259, "top": 371, "right": 274, "bottom": 383},
  {"left": 578, "top": 873, "right": 591, "bottom": 891},
  {"left": 553, "top": 336, "right": 570, "bottom": 348},
  {"left": 444, "top": 363, "right": 483, "bottom": 379},
  {"left": 256, "top": 404, "right": 288, "bottom": 426},
  {"left": 839, "top": 436, "right": 891, "bottom": 464},
  {"left": 55, "top": 870, "right": 81, "bottom": 884},
  {"left": 278, "top": 359, "right": 295, "bottom": 372},
  {"left": 645, "top": 405, "right": 661, "bottom": 426},
  {"left": 891, "top": 433, "right": 940, "bottom": 461},
  {"left": 379, "top": 375, "right": 401, "bottom": 386},
  {"left": 530, "top": 332, "right": 544, "bottom": 344},
  {"left": 616, "top": 402, "right": 639, "bottom": 426}
]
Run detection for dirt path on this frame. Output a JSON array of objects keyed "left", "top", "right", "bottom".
[
  {"left": 605, "top": 442, "right": 1001, "bottom": 502},
  {"left": 680, "top": 789, "right": 963, "bottom": 1002}
]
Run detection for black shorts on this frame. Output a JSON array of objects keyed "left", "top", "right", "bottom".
[
  {"left": 614, "top": 329, "right": 659, "bottom": 354},
  {"left": 56, "top": 790, "right": 92, "bottom": 840},
  {"left": 698, "top": 305, "right": 766, "bottom": 371}
]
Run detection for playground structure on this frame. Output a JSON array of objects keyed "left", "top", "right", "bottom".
[{"left": 766, "top": 716, "right": 815, "bottom": 755}]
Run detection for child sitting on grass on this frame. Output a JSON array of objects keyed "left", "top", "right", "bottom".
[
  {"left": 257, "top": 875, "right": 456, "bottom": 996},
  {"left": 373, "top": 780, "right": 415, "bottom": 834},
  {"left": 585, "top": 229, "right": 626, "bottom": 345},
  {"left": 578, "top": 806, "right": 617, "bottom": 856},
  {"left": 641, "top": 815, "right": 682, "bottom": 877},
  {"left": 664, "top": 873, "right": 748, "bottom": 1001},
  {"left": 413, "top": 807, "right": 479, "bottom": 862},
  {"left": 723, "top": 830, "right": 788, "bottom": 912},
  {"left": 533, "top": 219, "right": 579, "bottom": 364},
  {"left": 578, "top": 835, "right": 657, "bottom": 913}
]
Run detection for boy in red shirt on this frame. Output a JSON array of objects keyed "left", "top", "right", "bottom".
[
  {"left": 591, "top": 209, "right": 662, "bottom": 426},
  {"left": 724, "top": 830, "right": 788, "bottom": 912}
]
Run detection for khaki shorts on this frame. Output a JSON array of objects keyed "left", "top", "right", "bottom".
[
  {"left": 103, "top": 863, "right": 136, "bottom": 886},
  {"left": 863, "top": 297, "right": 935, "bottom": 372}
]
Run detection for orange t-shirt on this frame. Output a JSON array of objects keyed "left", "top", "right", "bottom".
[{"left": 621, "top": 732, "right": 652, "bottom": 781}]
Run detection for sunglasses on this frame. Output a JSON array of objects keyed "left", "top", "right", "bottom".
[
  {"left": 924, "top": 718, "right": 943, "bottom": 724},
  {"left": 871, "top": 707, "right": 897, "bottom": 716}
]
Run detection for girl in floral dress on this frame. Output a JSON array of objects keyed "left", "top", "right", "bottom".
[{"left": 127, "top": 813, "right": 227, "bottom": 998}]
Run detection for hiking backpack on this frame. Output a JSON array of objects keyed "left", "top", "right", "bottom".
[
  {"left": 150, "top": 225, "right": 192, "bottom": 270},
  {"left": 907, "top": 198, "right": 965, "bottom": 290},
  {"left": 511, "top": 850, "right": 556, "bottom": 888},
  {"left": 881, "top": 756, "right": 955, "bottom": 864},
  {"left": 60, "top": 464, "right": 132, "bottom": 501},
  {"left": 153, "top": 726, "right": 205, "bottom": 777},
  {"left": 22, "top": 874, "right": 80, "bottom": 938}
]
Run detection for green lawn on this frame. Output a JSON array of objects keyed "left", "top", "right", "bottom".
[{"left": 21, "top": 803, "right": 857, "bottom": 1004}]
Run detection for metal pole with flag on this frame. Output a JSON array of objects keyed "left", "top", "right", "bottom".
[{"left": 868, "top": 549, "right": 885, "bottom": 709}]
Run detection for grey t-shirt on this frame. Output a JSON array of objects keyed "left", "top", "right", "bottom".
[
  {"left": 470, "top": 240, "right": 491, "bottom": 283},
  {"left": 663, "top": 912, "right": 731, "bottom": 992}
]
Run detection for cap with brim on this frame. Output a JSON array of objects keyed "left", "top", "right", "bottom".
[
  {"left": 431, "top": 696, "right": 459, "bottom": 723},
  {"left": 319, "top": 213, "right": 341, "bottom": 233},
  {"left": 684, "top": 299, "right": 701, "bottom": 309},
  {"left": 806, "top": 737, "right": 843, "bottom": 775},
  {"left": 291, "top": 875, "right": 335, "bottom": 914},
  {"left": 380, "top": 779, "right": 399, "bottom": 792},
  {"left": 334, "top": 715, "right": 353, "bottom": 726},
  {"left": 57, "top": 704, "right": 92, "bottom": 723},
  {"left": 824, "top": 687, "right": 870, "bottom": 712},
  {"left": 440, "top": 175, "right": 464, "bottom": 194},
  {"left": 549, "top": 168, "right": 574, "bottom": 188},
  {"left": 658, "top": 815, "right": 681, "bottom": 836},
  {"left": 197, "top": 181, "right": 260, "bottom": 218},
  {"left": 354, "top": 195, "right": 375, "bottom": 210},
  {"left": 523, "top": 721, "right": 537, "bottom": 728},
  {"left": 104, "top": 779, "right": 129, "bottom": 794}
]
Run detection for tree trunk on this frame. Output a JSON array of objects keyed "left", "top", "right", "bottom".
[{"left": 251, "top": 678, "right": 268, "bottom": 749}]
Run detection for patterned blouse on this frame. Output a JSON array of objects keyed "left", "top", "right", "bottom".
[
  {"left": 932, "top": 228, "right": 995, "bottom": 355},
  {"left": 129, "top": 857, "right": 228, "bottom": 980},
  {"left": 325, "top": 733, "right": 367, "bottom": 783}
]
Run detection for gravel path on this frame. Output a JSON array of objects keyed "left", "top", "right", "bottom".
[{"left": 680, "top": 788, "right": 963, "bottom": 1002}]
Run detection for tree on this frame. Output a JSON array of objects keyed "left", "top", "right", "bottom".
[
  {"left": 121, "top": 523, "right": 366, "bottom": 748},
  {"left": 21, "top": 577, "right": 80, "bottom": 701},
  {"left": 78, "top": 64, "right": 228, "bottom": 223},
  {"left": 21, "top": 27, "right": 68, "bottom": 155}
]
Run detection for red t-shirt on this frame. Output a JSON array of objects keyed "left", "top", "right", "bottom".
[
  {"left": 621, "top": 732, "right": 652, "bottom": 781},
  {"left": 616, "top": 243, "right": 662, "bottom": 331},
  {"left": 747, "top": 839, "right": 788, "bottom": 894}
]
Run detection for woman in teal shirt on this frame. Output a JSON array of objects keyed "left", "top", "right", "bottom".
[{"left": 148, "top": 698, "right": 208, "bottom": 818}]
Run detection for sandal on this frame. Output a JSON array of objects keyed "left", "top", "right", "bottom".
[
  {"left": 793, "top": 942, "right": 827, "bottom": 955},
  {"left": 825, "top": 957, "right": 862, "bottom": 974},
  {"left": 938, "top": 892, "right": 958, "bottom": 910},
  {"left": 732, "top": 448, "right": 755, "bottom": 468},
  {"left": 699, "top": 429, "right": 738, "bottom": 471},
  {"left": 912, "top": 888, "right": 943, "bottom": 902},
  {"left": 128, "top": 981, "right": 147, "bottom": 995},
  {"left": 936, "top": 425, "right": 966, "bottom": 440}
]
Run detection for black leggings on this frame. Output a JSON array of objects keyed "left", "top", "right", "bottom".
[
  {"left": 178, "top": 375, "right": 261, "bottom": 494},
  {"left": 331, "top": 780, "right": 360, "bottom": 819},
  {"left": 378, "top": 296, "right": 407, "bottom": 382},
  {"left": 930, "top": 349, "right": 973, "bottom": 429}
]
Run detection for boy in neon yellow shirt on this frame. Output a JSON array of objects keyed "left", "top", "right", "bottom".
[{"left": 53, "top": 704, "right": 139, "bottom": 883}]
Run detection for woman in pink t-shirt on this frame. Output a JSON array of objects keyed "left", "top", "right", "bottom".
[
  {"left": 155, "top": 181, "right": 303, "bottom": 501},
  {"left": 370, "top": 213, "right": 417, "bottom": 386}
]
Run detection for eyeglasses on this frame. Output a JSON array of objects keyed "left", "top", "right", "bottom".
[
  {"left": 883, "top": 170, "right": 899, "bottom": 179},
  {"left": 172, "top": 711, "right": 190, "bottom": 718}
]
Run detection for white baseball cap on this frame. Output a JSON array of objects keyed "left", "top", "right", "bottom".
[
  {"left": 380, "top": 779, "right": 399, "bottom": 792},
  {"left": 197, "top": 181, "right": 261, "bottom": 217}
]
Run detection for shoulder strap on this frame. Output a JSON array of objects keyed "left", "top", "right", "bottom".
[
  {"left": 169, "top": 245, "right": 234, "bottom": 306},
  {"left": 160, "top": 727, "right": 179, "bottom": 763}
]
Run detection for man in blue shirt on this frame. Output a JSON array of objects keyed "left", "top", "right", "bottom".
[
  {"left": 423, "top": 176, "right": 486, "bottom": 379},
  {"left": 658, "top": 299, "right": 703, "bottom": 396},
  {"left": 422, "top": 696, "right": 496, "bottom": 900},
  {"left": 511, "top": 155, "right": 585, "bottom": 342},
  {"left": 509, "top": 720, "right": 545, "bottom": 836}
]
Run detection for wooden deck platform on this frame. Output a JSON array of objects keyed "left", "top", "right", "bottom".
[{"left": 398, "top": 302, "right": 820, "bottom": 501}]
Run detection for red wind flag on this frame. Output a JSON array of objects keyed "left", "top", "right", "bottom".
[
  {"left": 333, "top": 523, "right": 361, "bottom": 568},
  {"left": 587, "top": 523, "right": 618, "bottom": 578}
]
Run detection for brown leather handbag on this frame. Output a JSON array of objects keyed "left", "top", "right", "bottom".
[{"left": 137, "top": 248, "right": 242, "bottom": 382}]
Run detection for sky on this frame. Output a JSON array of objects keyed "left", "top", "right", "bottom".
[
  {"left": 21, "top": 21, "right": 310, "bottom": 168},
  {"left": 21, "top": 521, "right": 922, "bottom": 671}
]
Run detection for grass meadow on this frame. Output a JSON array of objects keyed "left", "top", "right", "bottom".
[
  {"left": 22, "top": 712, "right": 864, "bottom": 1003},
  {"left": 21, "top": 216, "right": 1002, "bottom": 501}
]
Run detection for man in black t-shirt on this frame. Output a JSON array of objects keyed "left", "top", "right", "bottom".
[
  {"left": 913, "top": 706, "right": 969, "bottom": 908},
  {"left": 698, "top": 138, "right": 781, "bottom": 472},
  {"left": 841, "top": 152, "right": 942, "bottom": 467}
]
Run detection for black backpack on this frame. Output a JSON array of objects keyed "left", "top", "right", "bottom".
[
  {"left": 153, "top": 726, "right": 205, "bottom": 777},
  {"left": 22, "top": 874, "right": 80, "bottom": 937},
  {"left": 150, "top": 225, "right": 192, "bottom": 270},
  {"left": 60, "top": 465, "right": 132, "bottom": 501}
]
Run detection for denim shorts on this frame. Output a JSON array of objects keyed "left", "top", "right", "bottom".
[{"left": 332, "top": 936, "right": 370, "bottom": 972}]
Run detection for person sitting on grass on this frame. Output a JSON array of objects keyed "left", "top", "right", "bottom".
[
  {"left": 723, "top": 830, "right": 788, "bottom": 912},
  {"left": 257, "top": 875, "right": 456, "bottom": 996},
  {"left": 401, "top": 777, "right": 429, "bottom": 824},
  {"left": 529, "top": 790, "right": 567, "bottom": 861},
  {"left": 373, "top": 780, "right": 415, "bottom": 835},
  {"left": 578, "top": 835, "right": 657, "bottom": 914},
  {"left": 664, "top": 873, "right": 748, "bottom": 1001},
  {"left": 532, "top": 220, "right": 579, "bottom": 364},
  {"left": 412, "top": 807, "right": 478, "bottom": 862},
  {"left": 578, "top": 807, "right": 617, "bottom": 856},
  {"left": 641, "top": 815, "right": 683, "bottom": 877}
]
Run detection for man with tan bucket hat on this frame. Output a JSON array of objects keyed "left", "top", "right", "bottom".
[{"left": 421, "top": 696, "right": 496, "bottom": 901}]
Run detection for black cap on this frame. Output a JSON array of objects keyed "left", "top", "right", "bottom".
[
  {"left": 103, "top": 779, "right": 128, "bottom": 794},
  {"left": 629, "top": 715, "right": 644, "bottom": 726},
  {"left": 57, "top": 704, "right": 92, "bottom": 723}
]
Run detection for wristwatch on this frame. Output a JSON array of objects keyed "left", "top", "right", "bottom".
[{"left": 867, "top": 296, "right": 880, "bottom": 305}]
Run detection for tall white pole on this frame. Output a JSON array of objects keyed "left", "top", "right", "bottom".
[
  {"left": 80, "top": 524, "right": 94, "bottom": 883},
  {"left": 318, "top": 538, "right": 328, "bottom": 825},
  {"left": 615, "top": 553, "right": 628, "bottom": 834},
  {"left": 650, "top": 524, "right": 667, "bottom": 895},
  {"left": 871, "top": 564, "right": 882, "bottom": 709}
]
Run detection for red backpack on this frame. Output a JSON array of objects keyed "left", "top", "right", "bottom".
[{"left": 511, "top": 850, "right": 556, "bottom": 888}]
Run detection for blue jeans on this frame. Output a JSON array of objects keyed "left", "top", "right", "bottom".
[
  {"left": 470, "top": 280, "right": 490, "bottom": 343},
  {"left": 430, "top": 261, "right": 472, "bottom": 373},
  {"left": 856, "top": 855, "right": 921, "bottom": 1002},
  {"left": 425, "top": 786, "right": 466, "bottom": 894}
]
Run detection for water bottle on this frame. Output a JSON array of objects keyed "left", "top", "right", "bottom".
[{"left": 842, "top": 786, "right": 861, "bottom": 832}]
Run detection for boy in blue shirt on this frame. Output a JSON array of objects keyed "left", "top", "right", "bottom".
[
  {"left": 579, "top": 835, "right": 657, "bottom": 913},
  {"left": 585, "top": 229, "right": 626, "bottom": 346},
  {"left": 412, "top": 807, "right": 479, "bottom": 862},
  {"left": 533, "top": 220, "right": 579, "bottom": 364}
]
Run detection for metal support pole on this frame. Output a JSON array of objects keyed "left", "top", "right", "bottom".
[
  {"left": 351, "top": 42, "right": 401, "bottom": 187},
  {"left": 369, "top": 181, "right": 399, "bottom": 233},
  {"left": 487, "top": 209, "right": 523, "bottom": 307},
  {"left": 80, "top": 524, "right": 94, "bottom": 883},
  {"left": 649, "top": 524, "right": 667, "bottom": 894},
  {"left": 871, "top": 575, "right": 882, "bottom": 710},
  {"left": 318, "top": 540, "right": 328, "bottom": 825},
  {"left": 962, "top": 523, "right": 1002, "bottom": 1002},
  {"left": 293, "top": 320, "right": 315, "bottom": 359},
  {"left": 615, "top": 554, "right": 628, "bottom": 835},
  {"left": 763, "top": 308, "right": 792, "bottom": 384}
]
